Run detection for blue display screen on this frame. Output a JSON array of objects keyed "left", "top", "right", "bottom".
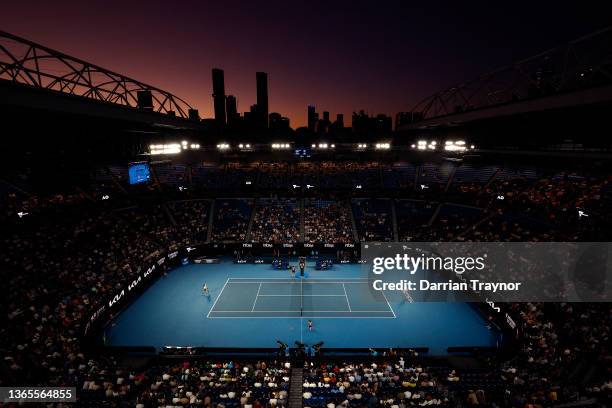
[
  {"left": 128, "top": 162, "right": 150, "bottom": 184},
  {"left": 294, "top": 148, "right": 311, "bottom": 158}
]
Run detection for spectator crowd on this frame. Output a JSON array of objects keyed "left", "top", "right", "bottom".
[{"left": 0, "top": 162, "right": 610, "bottom": 406}]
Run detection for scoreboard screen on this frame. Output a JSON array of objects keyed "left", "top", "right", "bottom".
[
  {"left": 128, "top": 162, "right": 151, "bottom": 185},
  {"left": 294, "top": 148, "right": 312, "bottom": 158}
]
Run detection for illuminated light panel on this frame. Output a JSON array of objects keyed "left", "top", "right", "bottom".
[{"left": 150, "top": 143, "right": 181, "bottom": 155}]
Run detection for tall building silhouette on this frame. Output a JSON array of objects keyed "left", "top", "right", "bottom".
[
  {"left": 256, "top": 72, "right": 269, "bottom": 129},
  {"left": 212, "top": 68, "right": 226, "bottom": 125},
  {"left": 395, "top": 112, "right": 423, "bottom": 130},
  {"left": 226, "top": 95, "right": 238, "bottom": 125},
  {"left": 269, "top": 112, "right": 290, "bottom": 131},
  {"left": 319, "top": 111, "right": 331, "bottom": 133},
  {"left": 335, "top": 113, "right": 344, "bottom": 129},
  {"left": 307, "top": 105, "right": 316, "bottom": 132},
  {"left": 244, "top": 104, "right": 258, "bottom": 128}
]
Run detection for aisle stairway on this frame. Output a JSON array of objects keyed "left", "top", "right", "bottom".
[{"left": 288, "top": 367, "right": 303, "bottom": 408}]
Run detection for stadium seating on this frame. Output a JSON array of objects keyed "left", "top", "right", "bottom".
[
  {"left": 1, "top": 162, "right": 610, "bottom": 407},
  {"left": 304, "top": 199, "right": 353, "bottom": 243},
  {"left": 352, "top": 198, "right": 394, "bottom": 241},
  {"left": 250, "top": 198, "right": 301, "bottom": 243},
  {"left": 213, "top": 198, "right": 253, "bottom": 241}
]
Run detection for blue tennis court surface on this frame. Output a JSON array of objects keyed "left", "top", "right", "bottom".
[
  {"left": 105, "top": 261, "right": 500, "bottom": 354},
  {"left": 208, "top": 278, "right": 395, "bottom": 318}
]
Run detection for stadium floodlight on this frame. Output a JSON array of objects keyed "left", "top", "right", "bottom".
[
  {"left": 375, "top": 142, "right": 390, "bottom": 150},
  {"left": 411, "top": 144, "right": 416, "bottom": 148},
  {"left": 311, "top": 144, "right": 316, "bottom": 148},
  {"left": 471, "top": 144, "right": 475, "bottom": 149},
  {"left": 443, "top": 140, "right": 467, "bottom": 152},
  {"left": 317, "top": 143, "right": 328, "bottom": 149},
  {"left": 150, "top": 143, "right": 182, "bottom": 155},
  {"left": 239, "top": 144, "right": 244, "bottom": 148},
  {"left": 216, "top": 143, "right": 230, "bottom": 150},
  {"left": 272, "top": 143, "right": 291, "bottom": 150}
]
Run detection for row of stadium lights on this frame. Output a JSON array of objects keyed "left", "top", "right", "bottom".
[
  {"left": 411, "top": 140, "right": 475, "bottom": 152},
  {"left": 151, "top": 141, "right": 414, "bottom": 154},
  {"left": 311, "top": 143, "right": 335, "bottom": 149},
  {"left": 149, "top": 141, "right": 200, "bottom": 155},
  {"left": 217, "top": 142, "right": 391, "bottom": 151}
]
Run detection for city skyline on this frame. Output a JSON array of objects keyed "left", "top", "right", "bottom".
[{"left": 1, "top": 1, "right": 610, "bottom": 127}]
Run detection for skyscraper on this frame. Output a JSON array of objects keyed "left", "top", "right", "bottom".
[
  {"left": 335, "top": 113, "right": 344, "bottom": 129},
  {"left": 256, "top": 72, "right": 269, "bottom": 129},
  {"left": 319, "top": 111, "right": 331, "bottom": 133},
  {"left": 212, "top": 68, "right": 226, "bottom": 125},
  {"left": 226, "top": 95, "right": 238, "bottom": 126},
  {"left": 307, "top": 105, "right": 316, "bottom": 132}
]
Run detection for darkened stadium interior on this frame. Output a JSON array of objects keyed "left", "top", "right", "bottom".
[{"left": 1, "top": 2, "right": 612, "bottom": 407}]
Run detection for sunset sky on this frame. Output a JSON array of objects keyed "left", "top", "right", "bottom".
[{"left": 2, "top": 1, "right": 610, "bottom": 127}]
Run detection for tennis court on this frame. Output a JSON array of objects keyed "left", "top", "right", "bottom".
[
  {"left": 105, "top": 262, "right": 500, "bottom": 353},
  {"left": 207, "top": 278, "right": 395, "bottom": 318}
]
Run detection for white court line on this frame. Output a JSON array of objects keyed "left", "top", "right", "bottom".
[
  {"left": 229, "top": 281, "right": 368, "bottom": 284},
  {"left": 206, "top": 278, "right": 230, "bottom": 318},
  {"left": 209, "top": 310, "right": 393, "bottom": 313},
  {"left": 341, "top": 281, "right": 395, "bottom": 317},
  {"left": 228, "top": 278, "right": 369, "bottom": 280},
  {"left": 300, "top": 277, "right": 303, "bottom": 344},
  {"left": 227, "top": 278, "right": 368, "bottom": 283},
  {"left": 380, "top": 289, "right": 396, "bottom": 318},
  {"left": 257, "top": 294, "right": 346, "bottom": 297},
  {"left": 227, "top": 281, "right": 271, "bottom": 284},
  {"left": 251, "top": 282, "right": 262, "bottom": 311},
  {"left": 342, "top": 283, "right": 352, "bottom": 312},
  {"left": 209, "top": 277, "right": 395, "bottom": 319},
  {"left": 207, "top": 316, "right": 397, "bottom": 319}
]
